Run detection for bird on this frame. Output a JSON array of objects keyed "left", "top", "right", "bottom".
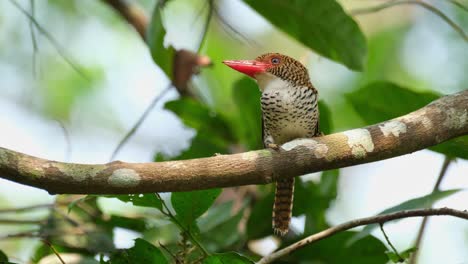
[{"left": 223, "top": 53, "right": 320, "bottom": 236}]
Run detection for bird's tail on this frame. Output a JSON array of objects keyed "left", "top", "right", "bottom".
[{"left": 272, "top": 177, "right": 295, "bottom": 236}]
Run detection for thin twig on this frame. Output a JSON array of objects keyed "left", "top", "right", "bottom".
[
  {"left": 155, "top": 193, "right": 210, "bottom": 257},
  {"left": 109, "top": 84, "right": 172, "bottom": 161},
  {"left": 448, "top": 0, "right": 468, "bottom": 12},
  {"left": 29, "top": 0, "right": 39, "bottom": 78},
  {"left": 0, "top": 230, "right": 40, "bottom": 240},
  {"left": 101, "top": 0, "right": 149, "bottom": 40},
  {"left": 0, "top": 219, "right": 43, "bottom": 225},
  {"left": 380, "top": 223, "right": 403, "bottom": 262},
  {"left": 257, "top": 208, "right": 468, "bottom": 264},
  {"left": 196, "top": 0, "right": 213, "bottom": 53},
  {"left": 8, "top": 0, "right": 90, "bottom": 80},
  {"left": 0, "top": 204, "right": 54, "bottom": 214},
  {"left": 56, "top": 120, "right": 72, "bottom": 161},
  {"left": 350, "top": 0, "right": 468, "bottom": 42},
  {"left": 409, "top": 156, "right": 452, "bottom": 264},
  {"left": 42, "top": 239, "right": 66, "bottom": 264}
]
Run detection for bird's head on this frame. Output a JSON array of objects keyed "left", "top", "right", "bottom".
[{"left": 223, "top": 53, "right": 311, "bottom": 90}]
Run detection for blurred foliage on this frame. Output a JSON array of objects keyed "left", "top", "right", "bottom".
[
  {"left": 349, "top": 189, "right": 461, "bottom": 244},
  {"left": 0, "top": 0, "right": 467, "bottom": 263},
  {"left": 243, "top": 0, "right": 367, "bottom": 71},
  {"left": 347, "top": 82, "right": 468, "bottom": 159}
]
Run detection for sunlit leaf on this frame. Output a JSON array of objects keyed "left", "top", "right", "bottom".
[
  {"left": 171, "top": 189, "right": 222, "bottom": 229},
  {"left": 385, "top": 247, "right": 417, "bottom": 263},
  {"left": 147, "top": 2, "right": 176, "bottom": 79},
  {"left": 243, "top": 0, "right": 367, "bottom": 70},
  {"left": 349, "top": 189, "right": 461, "bottom": 244},
  {"left": 202, "top": 252, "right": 254, "bottom": 264},
  {"left": 347, "top": 82, "right": 468, "bottom": 159}
]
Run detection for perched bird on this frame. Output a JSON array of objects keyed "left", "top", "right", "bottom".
[{"left": 223, "top": 53, "right": 320, "bottom": 236}]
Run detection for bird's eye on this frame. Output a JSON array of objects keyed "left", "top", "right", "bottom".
[{"left": 271, "top": 58, "right": 280, "bottom": 64}]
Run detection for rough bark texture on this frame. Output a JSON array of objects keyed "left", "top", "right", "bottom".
[{"left": 0, "top": 91, "right": 466, "bottom": 194}]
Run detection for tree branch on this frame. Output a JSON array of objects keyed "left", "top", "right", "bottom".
[
  {"left": 257, "top": 207, "right": 468, "bottom": 264},
  {"left": 101, "top": 0, "right": 148, "bottom": 40},
  {"left": 0, "top": 91, "right": 466, "bottom": 194}
]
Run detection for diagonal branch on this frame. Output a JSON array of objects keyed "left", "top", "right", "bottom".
[
  {"left": 0, "top": 91, "right": 466, "bottom": 194},
  {"left": 257, "top": 207, "right": 468, "bottom": 264},
  {"left": 101, "top": 0, "right": 149, "bottom": 40}
]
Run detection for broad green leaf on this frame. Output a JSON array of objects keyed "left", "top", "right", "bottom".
[
  {"left": 0, "top": 250, "right": 8, "bottom": 261},
  {"left": 110, "top": 194, "right": 162, "bottom": 211},
  {"left": 349, "top": 189, "right": 461, "bottom": 244},
  {"left": 294, "top": 170, "right": 340, "bottom": 234},
  {"left": 165, "top": 98, "right": 234, "bottom": 143},
  {"left": 147, "top": 2, "right": 175, "bottom": 79},
  {"left": 385, "top": 247, "right": 417, "bottom": 263},
  {"left": 202, "top": 207, "right": 245, "bottom": 251},
  {"left": 198, "top": 201, "right": 235, "bottom": 232},
  {"left": 347, "top": 82, "right": 468, "bottom": 159},
  {"left": 291, "top": 231, "right": 387, "bottom": 264},
  {"left": 318, "top": 100, "right": 333, "bottom": 134},
  {"left": 171, "top": 189, "right": 222, "bottom": 228},
  {"left": 106, "top": 238, "right": 168, "bottom": 264},
  {"left": 232, "top": 77, "right": 263, "bottom": 150},
  {"left": 243, "top": 0, "right": 367, "bottom": 70},
  {"left": 246, "top": 189, "right": 274, "bottom": 239},
  {"left": 108, "top": 215, "right": 147, "bottom": 232},
  {"left": 202, "top": 252, "right": 254, "bottom": 264}
]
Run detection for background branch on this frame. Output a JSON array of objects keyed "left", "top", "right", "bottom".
[
  {"left": 409, "top": 156, "right": 453, "bottom": 263},
  {"left": 0, "top": 91, "right": 466, "bottom": 194},
  {"left": 258, "top": 208, "right": 468, "bottom": 264},
  {"left": 101, "top": 0, "right": 148, "bottom": 40}
]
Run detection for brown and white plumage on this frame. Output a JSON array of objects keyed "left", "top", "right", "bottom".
[{"left": 224, "top": 53, "right": 320, "bottom": 236}]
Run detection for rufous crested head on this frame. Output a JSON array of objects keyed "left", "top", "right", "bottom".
[{"left": 223, "top": 53, "right": 311, "bottom": 87}]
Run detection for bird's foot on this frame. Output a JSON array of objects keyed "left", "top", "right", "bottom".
[{"left": 267, "top": 143, "right": 280, "bottom": 151}]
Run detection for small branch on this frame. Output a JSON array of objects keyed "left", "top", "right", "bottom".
[
  {"left": 156, "top": 193, "right": 209, "bottom": 257},
  {"left": 8, "top": 0, "right": 90, "bottom": 81},
  {"left": 109, "top": 84, "right": 172, "bottom": 161},
  {"left": 409, "top": 156, "right": 452, "bottom": 264},
  {"left": 101, "top": 0, "right": 149, "bottom": 40},
  {"left": 380, "top": 223, "right": 403, "bottom": 262},
  {"left": 448, "top": 0, "right": 468, "bottom": 12},
  {"left": 42, "top": 239, "right": 66, "bottom": 264},
  {"left": 0, "top": 204, "right": 54, "bottom": 214},
  {"left": 350, "top": 0, "right": 468, "bottom": 42},
  {"left": 196, "top": 0, "right": 213, "bottom": 53},
  {"left": 29, "top": 0, "right": 39, "bottom": 78},
  {"left": 257, "top": 208, "right": 468, "bottom": 264},
  {"left": 0, "top": 219, "right": 43, "bottom": 225}
]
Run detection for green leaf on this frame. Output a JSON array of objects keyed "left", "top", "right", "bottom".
[
  {"left": 147, "top": 2, "right": 175, "bottom": 79},
  {"left": 349, "top": 189, "right": 461, "bottom": 244},
  {"left": 294, "top": 170, "right": 340, "bottom": 234},
  {"left": 291, "top": 231, "right": 387, "bottom": 264},
  {"left": 108, "top": 215, "right": 147, "bottom": 232},
  {"left": 202, "top": 252, "right": 254, "bottom": 264},
  {"left": 165, "top": 98, "right": 233, "bottom": 143},
  {"left": 347, "top": 82, "right": 468, "bottom": 159},
  {"left": 0, "top": 250, "right": 8, "bottom": 261},
  {"left": 243, "top": 0, "right": 367, "bottom": 70},
  {"left": 202, "top": 206, "right": 246, "bottom": 251},
  {"left": 110, "top": 194, "right": 162, "bottom": 211},
  {"left": 385, "top": 247, "right": 417, "bottom": 263},
  {"left": 106, "top": 238, "right": 168, "bottom": 264},
  {"left": 246, "top": 189, "right": 274, "bottom": 239},
  {"left": 171, "top": 189, "right": 222, "bottom": 229},
  {"left": 232, "top": 77, "right": 263, "bottom": 150},
  {"left": 318, "top": 100, "right": 333, "bottom": 134}
]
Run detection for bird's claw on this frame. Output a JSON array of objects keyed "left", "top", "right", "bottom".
[{"left": 267, "top": 143, "right": 280, "bottom": 151}]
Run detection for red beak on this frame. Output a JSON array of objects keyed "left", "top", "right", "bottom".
[{"left": 223, "top": 60, "right": 270, "bottom": 78}]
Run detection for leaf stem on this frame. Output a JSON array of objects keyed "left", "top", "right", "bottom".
[
  {"left": 380, "top": 223, "right": 404, "bottom": 262},
  {"left": 155, "top": 193, "right": 210, "bottom": 257}
]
